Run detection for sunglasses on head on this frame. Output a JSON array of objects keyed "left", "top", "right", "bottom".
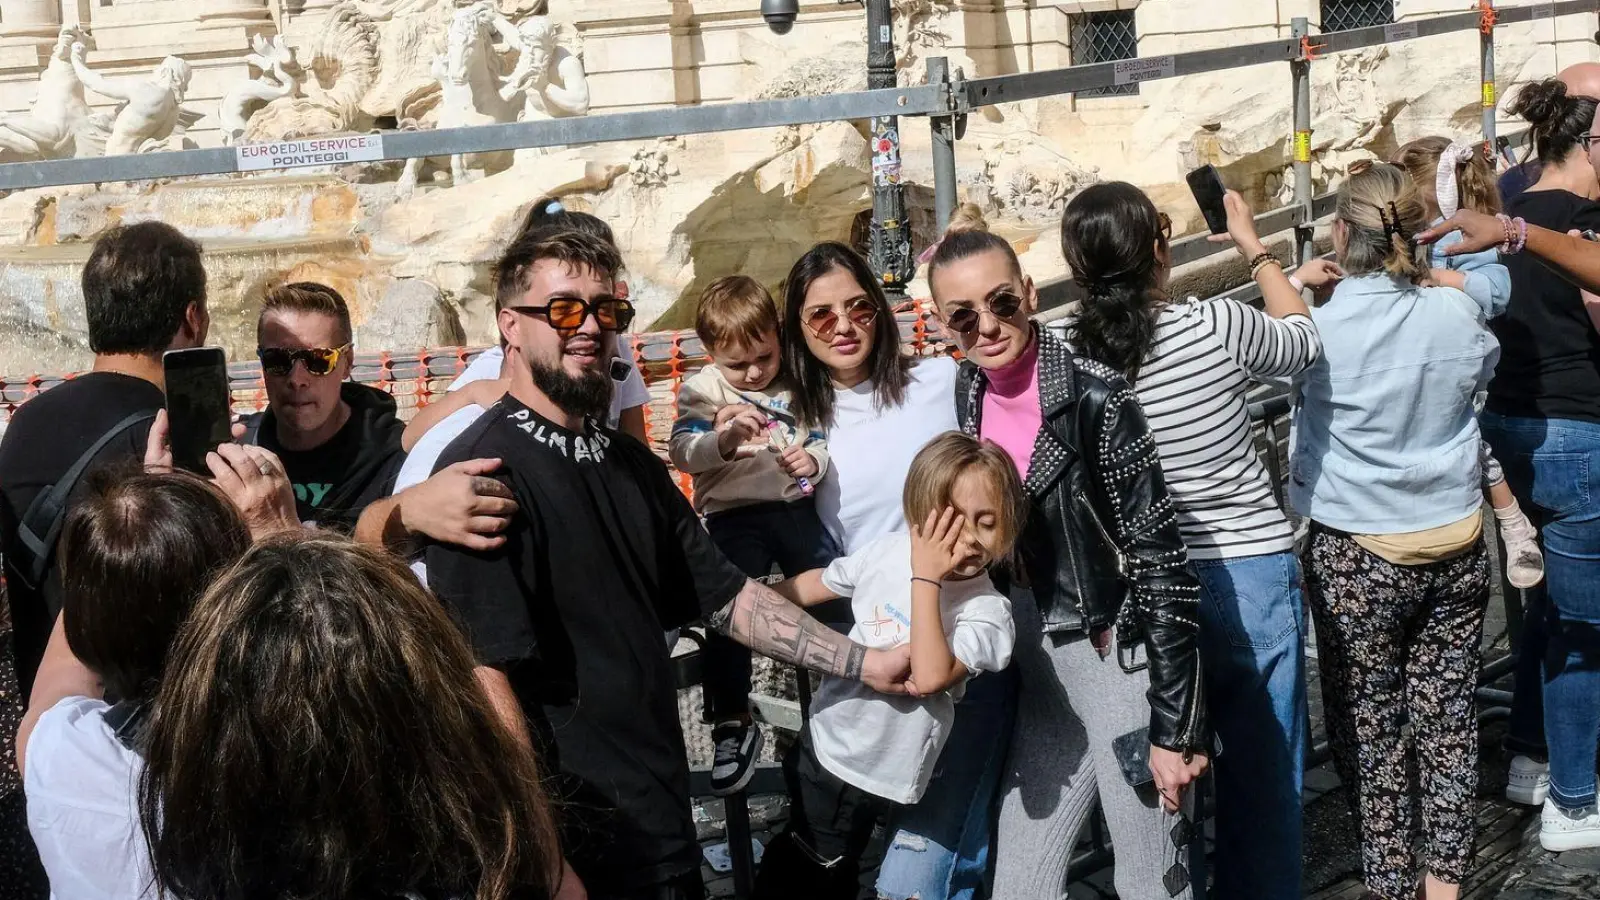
[
  {"left": 803, "top": 297, "right": 879, "bottom": 340},
  {"left": 258, "top": 344, "right": 351, "bottom": 377},
  {"left": 506, "top": 297, "right": 636, "bottom": 337},
  {"left": 944, "top": 291, "right": 1025, "bottom": 335}
]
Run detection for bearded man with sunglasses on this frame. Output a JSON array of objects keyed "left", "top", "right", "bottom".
[
  {"left": 425, "top": 230, "right": 913, "bottom": 900},
  {"left": 241, "top": 282, "right": 406, "bottom": 532}
]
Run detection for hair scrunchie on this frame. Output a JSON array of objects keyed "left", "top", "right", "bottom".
[{"left": 1434, "top": 141, "right": 1478, "bottom": 220}]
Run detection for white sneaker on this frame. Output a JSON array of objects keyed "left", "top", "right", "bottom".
[
  {"left": 1499, "top": 513, "right": 1547, "bottom": 589},
  {"left": 1540, "top": 798, "right": 1600, "bottom": 852},
  {"left": 1508, "top": 755, "right": 1551, "bottom": 806}
]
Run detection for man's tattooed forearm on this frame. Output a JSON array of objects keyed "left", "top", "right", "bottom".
[{"left": 714, "top": 579, "right": 865, "bottom": 680}]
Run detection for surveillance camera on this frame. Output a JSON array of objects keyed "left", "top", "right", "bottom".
[{"left": 761, "top": 0, "right": 798, "bottom": 35}]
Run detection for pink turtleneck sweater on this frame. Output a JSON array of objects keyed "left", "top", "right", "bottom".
[{"left": 979, "top": 336, "right": 1042, "bottom": 480}]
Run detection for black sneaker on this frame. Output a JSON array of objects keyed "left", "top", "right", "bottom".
[{"left": 709, "top": 720, "right": 763, "bottom": 797}]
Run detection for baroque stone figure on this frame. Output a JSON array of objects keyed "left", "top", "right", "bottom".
[
  {"left": 220, "top": 35, "right": 304, "bottom": 145},
  {"left": 243, "top": 3, "right": 380, "bottom": 142},
  {"left": 0, "top": 27, "right": 91, "bottom": 162},
  {"left": 500, "top": 16, "right": 589, "bottom": 123},
  {"left": 71, "top": 43, "right": 194, "bottom": 157},
  {"left": 395, "top": 0, "right": 524, "bottom": 198}
]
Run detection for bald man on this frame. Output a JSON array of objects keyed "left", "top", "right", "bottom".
[{"left": 1502, "top": 63, "right": 1600, "bottom": 202}]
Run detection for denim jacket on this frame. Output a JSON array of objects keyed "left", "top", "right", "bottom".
[
  {"left": 1431, "top": 222, "right": 1511, "bottom": 319},
  {"left": 1289, "top": 273, "right": 1499, "bottom": 533}
]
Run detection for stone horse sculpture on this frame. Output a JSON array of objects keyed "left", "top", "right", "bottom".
[
  {"left": 0, "top": 28, "right": 92, "bottom": 162},
  {"left": 394, "top": 0, "right": 523, "bottom": 198}
]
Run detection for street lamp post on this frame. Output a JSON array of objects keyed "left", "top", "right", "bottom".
[
  {"left": 864, "top": 0, "right": 914, "bottom": 302},
  {"left": 763, "top": 0, "right": 915, "bottom": 301}
]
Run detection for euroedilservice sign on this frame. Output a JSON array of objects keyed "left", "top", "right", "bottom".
[{"left": 235, "top": 135, "right": 386, "bottom": 172}]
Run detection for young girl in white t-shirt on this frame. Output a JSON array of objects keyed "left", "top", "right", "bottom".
[{"left": 753, "top": 432, "right": 1020, "bottom": 899}]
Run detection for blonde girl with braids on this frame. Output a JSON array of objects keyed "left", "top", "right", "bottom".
[{"left": 1292, "top": 161, "right": 1497, "bottom": 900}]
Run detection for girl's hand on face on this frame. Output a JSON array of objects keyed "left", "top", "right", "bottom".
[{"left": 910, "top": 506, "right": 966, "bottom": 583}]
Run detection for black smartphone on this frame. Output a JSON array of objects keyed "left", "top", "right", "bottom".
[
  {"left": 1186, "top": 164, "right": 1229, "bottom": 235},
  {"left": 162, "top": 347, "right": 232, "bottom": 474}
]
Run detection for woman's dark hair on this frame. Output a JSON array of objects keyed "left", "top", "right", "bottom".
[
  {"left": 138, "top": 534, "right": 561, "bottom": 900},
  {"left": 59, "top": 467, "right": 251, "bottom": 704},
  {"left": 517, "top": 196, "right": 616, "bottom": 246},
  {"left": 781, "top": 241, "right": 911, "bottom": 430},
  {"left": 1059, "top": 182, "right": 1169, "bottom": 382},
  {"left": 1509, "top": 78, "right": 1599, "bottom": 165}
]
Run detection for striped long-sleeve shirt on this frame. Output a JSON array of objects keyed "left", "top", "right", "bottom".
[{"left": 1067, "top": 298, "right": 1321, "bottom": 560}]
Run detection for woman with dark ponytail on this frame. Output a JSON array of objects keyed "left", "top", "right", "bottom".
[
  {"left": 1293, "top": 161, "right": 1497, "bottom": 900},
  {"left": 1480, "top": 77, "right": 1600, "bottom": 853},
  {"left": 1049, "top": 182, "right": 1325, "bottom": 899}
]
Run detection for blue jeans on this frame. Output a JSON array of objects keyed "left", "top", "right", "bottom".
[
  {"left": 1483, "top": 413, "right": 1600, "bottom": 810},
  {"left": 876, "top": 668, "right": 1017, "bottom": 900},
  {"left": 1192, "top": 551, "right": 1307, "bottom": 900}
]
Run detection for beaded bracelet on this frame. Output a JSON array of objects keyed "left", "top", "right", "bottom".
[
  {"left": 1247, "top": 251, "right": 1275, "bottom": 271},
  {"left": 1496, "top": 213, "right": 1529, "bottom": 255},
  {"left": 1250, "top": 256, "right": 1283, "bottom": 279}
]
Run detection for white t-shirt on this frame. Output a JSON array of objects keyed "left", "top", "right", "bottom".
[
  {"left": 810, "top": 533, "right": 1013, "bottom": 804},
  {"left": 24, "top": 696, "right": 156, "bottom": 900},
  {"left": 816, "top": 356, "right": 960, "bottom": 553}
]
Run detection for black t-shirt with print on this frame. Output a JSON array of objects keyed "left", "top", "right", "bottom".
[
  {"left": 1490, "top": 189, "right": 1600, "bottom": 425},
  {"left": 425, "top": 395, "right": 746, "bottom": 894}
]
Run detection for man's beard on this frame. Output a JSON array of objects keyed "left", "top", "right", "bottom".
[{"left": 529, "top": 353, "right": 613, "bottom": 423}]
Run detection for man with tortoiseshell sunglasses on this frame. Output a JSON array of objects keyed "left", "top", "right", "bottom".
[{"left": 241, "top": 282, "right": 406, "bottom": 532}]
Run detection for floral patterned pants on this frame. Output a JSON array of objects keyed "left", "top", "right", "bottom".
[{"left": 1304, "top": 526, "right": 1490, "bottom": 900}]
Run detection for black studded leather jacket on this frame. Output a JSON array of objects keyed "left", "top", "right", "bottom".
[{"left": 955, "top": 327, "right": 1209, "bottom": 755}]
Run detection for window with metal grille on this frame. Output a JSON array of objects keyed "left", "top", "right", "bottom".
[
  {"left": 1070, "top": 11, "right": 1140, "bottom": 98},
  {"left": 1321, "top": 0, "right": 1395, "bottom": 32}
]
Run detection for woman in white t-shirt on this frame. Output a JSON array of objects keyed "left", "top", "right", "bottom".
[
  {"left": 756, "top": 242, "right": 1001, "bottom": 900},
  {"left": 17, "top": 469, "right": 253, "bottom": 900}
]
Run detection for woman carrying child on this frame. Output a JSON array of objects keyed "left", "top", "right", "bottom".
[
  {"left": 1288, "top": 160, "right": 1496, "bottom": 900},
  {"left": 756, "top": 242, "right": 1003, "bottom": 900}
]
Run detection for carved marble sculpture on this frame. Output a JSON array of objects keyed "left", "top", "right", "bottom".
[
  {"left": 501, "top": 16, "right": 589, "bottom": 123},
  {"left": 242, "top": 2, "right": 380, "bottom": 143},
  {"left": 221, "top": 35, "right": 304, "bottom": 145},
  {"left": 0, "top": 28, "right": 92, "bottom": 162},
  {"left": 394, "top": 0, "right": 524, "bottom": 198},
  {"left": 71, "top": 44, "right": 195, "bottom": 157}
]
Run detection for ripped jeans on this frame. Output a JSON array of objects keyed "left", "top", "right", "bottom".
[{"left": 877, "top": 669, "right": 1016, "bottom": 900}]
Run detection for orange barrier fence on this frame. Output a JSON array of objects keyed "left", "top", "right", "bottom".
[{"left": 0, "top": 302, "right": 952, "bottom": 497}]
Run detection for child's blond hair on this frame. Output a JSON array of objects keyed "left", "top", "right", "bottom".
[{"left": 903, "top": 432, "right": 1026, "bottom": 565}]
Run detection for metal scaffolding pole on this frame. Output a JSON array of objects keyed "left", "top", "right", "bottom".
[
  {"left": 1482, "top": 1, "right": 1498, "bottom": 155},
  {"left": 1292, "top": 17, "right": 1315, "bottom": 268},
  {"left": 927, "top": 56, "right": 958, "bottom": 234}
]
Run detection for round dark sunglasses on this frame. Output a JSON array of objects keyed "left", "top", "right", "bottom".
[
  {"left": 803, "top": 298, "right": 879, "bottom": 341},
  {"left": 507, "top": 297, "right": 636, "bottom": 337},
  {"left": 944, "top": 291, "right": 1024, "bottom": 334},
  {"left": 258, "top": 344, "right": 351, "bottom": 377}
]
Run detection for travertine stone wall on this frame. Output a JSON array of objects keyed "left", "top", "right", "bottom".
[{"left": 0, "top": 0, "right": 1591, "bottom": 370}]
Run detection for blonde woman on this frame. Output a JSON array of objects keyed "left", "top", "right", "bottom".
[{"left": 1291, "top": 162, "right": 1497, "bottom": 900}]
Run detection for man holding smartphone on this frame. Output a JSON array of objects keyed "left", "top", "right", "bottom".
[
  {"left": 242, "top": 283, "right": 407, "bottom": 532},
  {"left": 0, "top": 222, "right": 210, "bottom": 702}
]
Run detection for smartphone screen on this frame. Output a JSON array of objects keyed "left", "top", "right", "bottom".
[
  {"left": 163, "top": 347, "right": 232, "bottom": 474},
  {"left": 1186, "top": 164, "right": 1229, "bottom": 235}
]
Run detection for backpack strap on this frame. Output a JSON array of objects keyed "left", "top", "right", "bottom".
[{"left": 14, "top": 410, "right": 157, "bottom": 590}]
